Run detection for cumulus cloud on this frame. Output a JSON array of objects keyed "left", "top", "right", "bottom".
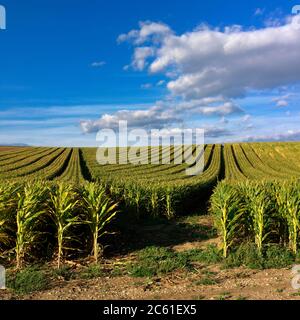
[
  {"left": 81, "top": 17, "right": 300, "bottom": 142},
  {"left": 80, "top": 98, "right": 243, "bottom": 133},
  {"left": 80, "top": 105, "right": 180, "bottom": 133},
  {"left": 122, "top": 17, "right": 300, "bottom": 100},
  {"left": 132, "top": 47, "right": 154, "bottom": 70},
  {"left": 194, "top": 102, "right": 243, "bottom": 116},
  {"left": 117, "top": 21, "right": 172, "bottom": 45}
]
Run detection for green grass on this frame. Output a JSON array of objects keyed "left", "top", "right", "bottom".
[
  {"left": 51, "top": 265, "right": 74, "bottom": 281},
  {"left": 224, "top": 243, "right": 294, "bottom": 269},
  {"left": 127, "top": 246, "right": 191, "bottom": 277},
  {"left": 194, "top": 277, "right": 217, "bottom": 286},
  {"left": 126, "top": 245, "right": 223, "bottom": 278},
  {"left": 79, "top": 264, "right": 104, "bottom": 279},
  {"left": 7, "top": 267, "right": 49, "bottom": 294}
]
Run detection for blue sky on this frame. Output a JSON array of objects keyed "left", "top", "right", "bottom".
[{"left": 0, "top": 0, "right": 300, "bottom": 146}]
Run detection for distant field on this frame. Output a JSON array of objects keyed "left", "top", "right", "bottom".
[{"left": 1, "top": 142, "right": 300, "bottom": 184}]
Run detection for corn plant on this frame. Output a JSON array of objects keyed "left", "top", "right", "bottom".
[
  {"left": 48, "top": 183, "right": 79, "bottom": 269},
  {"left": 242, "top": 182, "right": 272, "bottom": 255},
  {"left": 0, "top": 220, "right": 9, "bottom": 250},
  {"left": 276, "top": 182, "right": 300, "bottom": 254},
  {"left": 0, "top": 182, "right": 18, "bottom": 251},
  {"left": 210, "top": 182, "right": 243, "bottom": 258},
  {"left": 165, "top": 187, "right": 175, "bottom": 219},
  {"left": 81, "top": 182, "right": 118, "bottom": 263},
  {"left": 149, "top": 189, "right": 160, "bottom": 216},
  {"left": 15, "top": 182, "right": 46, "bottom": 268}
]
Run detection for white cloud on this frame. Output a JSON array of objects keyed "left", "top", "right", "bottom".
[
  {"left": 242, "top": 114, "right": 251, "bottom": 122},
  {"left": 246, "top": 130, "right": 300, "bottom": 142},
  {"left": 141, "top": 83, "right": 152, "bottom": 89},
  {"left": 80, "top": 98, "right": 243, "bottom": 133},
  {"left": 276, "top": 100, "right": 289, "bottom": 107},
  {"left": 157, "top": 80, "right": 165, "bottom": 86},
  {"left": 272, "top": 94, "right": 291, "bottom": 107},
  {"left": 254, "top": 8, "right": 264, "bottom": 16},
  {"left": 80, "top": 105, "right": 179, "bottom": 133},
  {"left": 81, "top": 17, "right": 300, "bottom": 143},
  {"left": 91, "top": 61, "right": 106, "bottom": 67},
  {"left": 194, "top": 101, "right": 243, "bottom": 116},
  {"left": 121, "top": 16, "right": 300, "bottom": 101},
  {"left": 117, "top": 21, "right": 172, "bottom": 45},
  {"left": 132, "top": 47, "right": 154, "bottom": 70}
]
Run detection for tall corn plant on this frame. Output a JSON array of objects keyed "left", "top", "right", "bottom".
[
  {"left": 48, "top": 183, "right": 79, "bottom": 269},
  {"left": 16, "top": 182, "right": 46, "bottom": 269},
  {"left": 210, "top": 182, "right": 243, "bottom": 258},
  {"left": 0, "top": 182, "right": 18, "bottom": 252},
  {"left": 0, "top": 221, "right": 9, "bottom": 250},
  {"left": 276, "top": 182, "right": 300, "bottom": 254},
  {"left": 82, "top": 182, "right": 118, "bottom": 263},
  {"left": 242, "top": 182, "right": 272, "bottom": 255},
  {"left": 165, "top": 187, "right": 175, "bottom": 219}
]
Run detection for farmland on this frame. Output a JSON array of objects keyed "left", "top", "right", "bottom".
[
  {"left": 1, "top": 142, "right": 300, "bottom": 299},
  {"left": 2, "top": 142, "right": 300, "bottom": 184}
]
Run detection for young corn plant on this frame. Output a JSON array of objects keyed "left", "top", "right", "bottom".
[
  {"left": 0, "top": 220, "right": 9, "bottom": 250},
  {"left": 149, "top": 188, "right": 160, "bottom": 217},
  {"left": 15, "top": 182, "right": 46, "bottom": 269},
  {"left": 48, "top": 183, "right": 79, "bottom": 269},
  {"left": 210, "top": 182, "right": 243, "bottom": 258},
  {"left": 276, "top": 182, "right": 300, "bottom": 254},
  {"left": 243, "top": 183, "right": 272, "bottom": 255},
  {"left": 165, "top": 187, "right": 175, "bottom": 219},
  {"left": 0, "top": 182, "right": 19, "bottom": 252},
  {"left": 82, "top": 183, "right": 118, "bottom": 263}
]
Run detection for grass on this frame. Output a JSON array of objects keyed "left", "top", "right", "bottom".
[
  {"left": 216, "top": 291, "right": 232, "bottom": 300},
  {"left": 79, "top": 264, "right": 103, "bottom": 279},
  {"left": 194, "top": 277, "right": 217, "bottom": 286},
  {"left": 7, "top": 267, "right": 49, "bottom": 294},
  {"left": 126, "top": 245, "right": 223, "bottom": 278},
  {"left": 51, "top": 265, "right": 74, "bottom": 281},
  {"left": 183, "top": 245, "right": 223, "bottom": 264},
  {"left": 127, "top": 246, "right": 190, "bottom": 277},
  {"left": 224, "top": 243, "right": 294, "bottom": 269}
]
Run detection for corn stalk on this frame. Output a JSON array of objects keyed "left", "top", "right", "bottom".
[
  {"left": 210, "top": 182, "right": 243, "bottom": 258},
  {"left": 82, "top": 183, "right": 118, "bottom": 263},
  {"left": 276, "top": 182, "right": 300, "bottom": 254},
  {"left": 48, "top": 183, "right": 79, "bottom": 269},
  {"left": 243, "top": 183, "right": 272, "bottom": 255},
  {"left": 15, "top": 182, "right": 46, "bottom": 268}
]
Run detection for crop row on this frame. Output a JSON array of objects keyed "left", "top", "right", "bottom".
[
  {"left": 0, "top": 181, "right": 118, "bottom": 269},
  {"left": 210, "top": 180, "right": 300, "bottom": 258}
]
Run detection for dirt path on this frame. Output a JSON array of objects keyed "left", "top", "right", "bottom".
[{"left": 0, "top": 266, "right": 298, "bottom": 300}]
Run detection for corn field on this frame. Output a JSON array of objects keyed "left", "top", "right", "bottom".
[{"left": 1, "top": 143, "right": 300, "bottom": 268}]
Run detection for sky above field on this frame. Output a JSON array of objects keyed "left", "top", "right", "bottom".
[{"left": 0, "top": 0, "right": 300, "bottom": 146}]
